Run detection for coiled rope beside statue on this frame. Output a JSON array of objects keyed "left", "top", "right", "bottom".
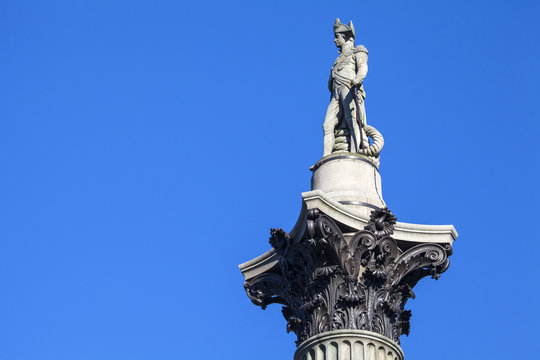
[{"left": 332, "top": 124, "right": 384, "bottom": 157}]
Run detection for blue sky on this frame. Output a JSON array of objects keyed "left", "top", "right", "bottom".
[{"left": 0, "top": 1, "right": 539, "bottom": 359}]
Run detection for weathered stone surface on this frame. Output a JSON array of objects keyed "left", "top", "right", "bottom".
[
  {"left": 301, "top": 190, "right": 458, "bottom": 244},
  {"left": 311, "top": 153, "right": 385, "bottom": 218}
]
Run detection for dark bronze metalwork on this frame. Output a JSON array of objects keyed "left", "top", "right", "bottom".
[{"left": 243, "top": 208, "right": 451, "bottom": 345}]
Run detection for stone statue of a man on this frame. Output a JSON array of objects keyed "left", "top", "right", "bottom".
[{"left": 323, "top": 18, "right": 369, "bottom": 156}]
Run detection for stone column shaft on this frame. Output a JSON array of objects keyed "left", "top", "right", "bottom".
[{"left": 295, "top": 330, "right": 403, "bottom": 360}]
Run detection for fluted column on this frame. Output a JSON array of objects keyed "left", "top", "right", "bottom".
[{"left": 295, "top": 330, "right": 403, "bottom": 360}]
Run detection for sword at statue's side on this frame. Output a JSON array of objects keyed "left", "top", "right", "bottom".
[{"left": 352, "top": 85, "right": 365, "bottom": 152}]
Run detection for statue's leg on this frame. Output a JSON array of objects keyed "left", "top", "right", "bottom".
[
  {"left": 323, "top": 97, "right": 340, "bottom": 157},
  {"left": 340, "top": 87, "right": 361, "bottom": 153}
]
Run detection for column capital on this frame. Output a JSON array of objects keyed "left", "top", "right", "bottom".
[{"left": 243, "top": 207, "right": 452, "bottom": 345}]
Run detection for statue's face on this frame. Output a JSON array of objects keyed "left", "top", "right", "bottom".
[{"left": 334, "top": 33, "right": 345, "bottom": 48}]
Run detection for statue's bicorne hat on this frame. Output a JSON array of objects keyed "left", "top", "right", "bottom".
[{"left": 333, "top": 18, "right": 355, "bottom": 39}]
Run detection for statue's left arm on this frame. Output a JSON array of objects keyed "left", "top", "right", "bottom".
[{"left": 351, "top": 47, "right": 368, "bottom": 86}]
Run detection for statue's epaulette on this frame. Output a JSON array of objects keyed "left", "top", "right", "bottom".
[{"left": 354, "top": 45, "right": 368, "bottom": 54}]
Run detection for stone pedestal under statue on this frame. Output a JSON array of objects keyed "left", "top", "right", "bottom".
[{"left": 311, "top": 153, "right": 385, "bottom": 218}]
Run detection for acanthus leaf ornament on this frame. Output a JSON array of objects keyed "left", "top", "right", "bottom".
[{"left": 243, "top": 208, "right": 452, "bottom": 345}]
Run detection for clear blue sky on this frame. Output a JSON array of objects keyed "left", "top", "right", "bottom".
[{"left": 1, "top": 1, "right": 539, "bottom": 359}]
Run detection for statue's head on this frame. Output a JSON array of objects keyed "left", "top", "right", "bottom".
[{"left": 333, "top": 18, "right": 355, "bottom": 48}]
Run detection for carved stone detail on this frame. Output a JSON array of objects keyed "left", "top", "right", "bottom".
[{"left": 243, "top": 208, "right": 451, "bottom": 345}]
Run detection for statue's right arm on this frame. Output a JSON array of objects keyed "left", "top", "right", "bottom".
[
  {"left": 353, "top": 52, "right": 368, "bottom": 86},
  {"left": 328, "top": 72, "right": 333, "bottom": 92}
]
